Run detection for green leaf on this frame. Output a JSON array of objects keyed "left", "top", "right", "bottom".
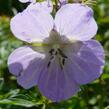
[
  {"left": 0, "top": 98, "right": 37, "bottom": 107},
  {"left": 102, "top": 73, "right": 109, "bottom": 80},
  {"left": 0, "top": 78, "right": 4, "bottom": 90}
]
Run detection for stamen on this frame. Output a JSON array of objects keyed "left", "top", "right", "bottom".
[
  {"left": 50, "top": 56, "right": 54, "bottom": 60},
  {"left": 58, "top": 49, "right": 67, "bottom": 70},
  {"left": 55, "top": 51, "right": 58, "bottom": 55},
  {"left": 49, "top": 49, "right": 55, "bottom": 55},
  {"left": 62, "top": 58, "right": 65, "bottom": 65},
  {"left": 47, "top": 56, "right": 54, "bottom": 68},
  {"left": 48, "top": 48, "right": 68, "bottom": 69},
  {"left": 47, "top": 61, "right": 51, "bottom": 68},
  {"left": 58, "top": 49, "right": 68, "bottom": 58},
  {"left": 59, "top": 57, "right": 63, "bottom": 70},
  {"left": 47, "top": 50, "right": 55, "bottom": 68}
]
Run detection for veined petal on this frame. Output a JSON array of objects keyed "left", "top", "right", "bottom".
[
  {"left": 55, "top": 3, "right": 98, "bottom": 41},
  {"left": 17, "top": 57, "right": 47, "bottom": 89},
  {"left": 66, "top": 40, "right": 105, "bottom": 84},
  {"left": 26, "top": 1, "right": 53, "bottom": 13},
  {"left": 38, "top": 59, "right": 79, "bottom": 102},
  {"left": 59, "top": 0, "right": 68, "bottom": 6},
  {"left": 10, "top": 6, "right": 54, "bottom": 43},
  {"left": 8, "top": 46, "right": 46, "bottom": 89},
  {"left": 78, "top": 40, "right": 105, "bottom": 65}
]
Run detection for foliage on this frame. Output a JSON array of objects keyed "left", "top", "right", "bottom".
[{"left": 0, "top": 0, "right": 109, "bottom": 109}]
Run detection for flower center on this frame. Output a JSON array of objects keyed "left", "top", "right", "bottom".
[
  {"left": 47, "top": 47, "right": 68, "bottom": 69},
  {"left": 30, "top": 29, "right": 81, "bottom": 69},
  {"left": 45, "top": 30, "right": 69, "bottom": 69}
]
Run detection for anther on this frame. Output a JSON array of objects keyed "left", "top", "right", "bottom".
[
  {"left": 55, "top": 51, "right": 58, "bottom": 55},
  {"left": 49, "top": 49, "right": 55, "bottom": 55},
  {"left": 47, "top": 55, "right": 54, "bottom": 68},
  {"left": 47, "top": 61, "right": 51, "bottom": 68},
  {"left": 58, "top": 49, "right": 68, "bottom": 58},
  {"left": 62, "top": 58, "right": 65, "bottom": 66},
  {"left": 50, "top": 56, "right": 54, "bottom": 60}
]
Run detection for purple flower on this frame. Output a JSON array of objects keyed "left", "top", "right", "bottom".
[{"left": 8, "top": 3, "right": 105, "bottom": 102}]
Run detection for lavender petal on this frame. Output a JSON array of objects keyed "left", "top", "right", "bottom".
[
  {"left": 55, "top": 3, "right": 97, "bottom": 41},
  {"left": 38, "top": 59, "right": 79, "bottom": 102},
  {"left": 10, "top": 6, "right": 54, "bottom": 43},
  {"left": 66, "top": 40, "right": 105, "bottom": 84},
  {"left": 8, "top": 46, "right": 46, "bottom": 89}
]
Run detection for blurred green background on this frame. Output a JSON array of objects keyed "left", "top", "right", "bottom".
[{"left": 0, "top": 0, "right": 109, "bottom": 109}]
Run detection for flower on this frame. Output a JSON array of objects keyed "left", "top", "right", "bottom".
[
  {"left": 18, "top": 0, "right": 36, "bottom": 3},
  {"left": 8, "top": 3, "right": 105, "bottom": 102}
]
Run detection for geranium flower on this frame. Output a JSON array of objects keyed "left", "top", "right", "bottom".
[{"left": 8, "top": 3, "right": 105, "bottom": 102}]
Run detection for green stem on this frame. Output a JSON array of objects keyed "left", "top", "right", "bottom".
[
  {"left": 54, "top": 0, "right": 58, "bottom": 11},
  {"left": 98, "top": 78, "right": 104, "bottom": 109}
]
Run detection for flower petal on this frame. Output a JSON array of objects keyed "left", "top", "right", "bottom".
[
  {"left": 66, "top": 40, "right": 105, "bottom": 84},
  {"left": 8, "top": 46, "right": 46, "bottom": 89},
  {"left": 78, "top": 40, "right": 105, "bottom": 65},
  {"left": 26, "top": 1, "right": 53, "bottom": 13},
  {"left": 38, "top": 59, "right": 79, "bottom": 102},
  {"left": 18, "top": 0, "right": 36, "bottom": 3},
  {"left": 55, "top": 3, "right": 97, "bottom": 41},
  {"left": 10, "top": 6, "right": 54, "bottom": 43},
  {"left": 59, "top": 0, "right": 68, "bottom": 6}
]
